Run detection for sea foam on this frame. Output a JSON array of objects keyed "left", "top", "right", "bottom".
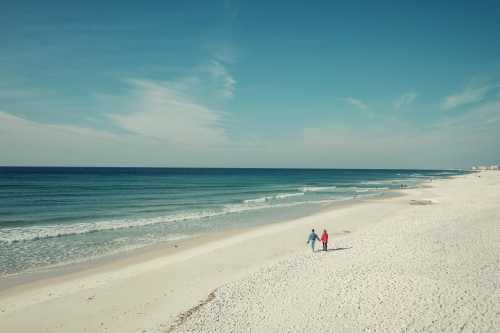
[
  {"left": 0, "top": 198, "right": 338, "bottom": 244},
  {"left": 301, "top": 186, "right": 337, "bottom": 192}
]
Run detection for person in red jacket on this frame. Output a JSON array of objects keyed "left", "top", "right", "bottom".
[{"left": 320, "top": 229, "right": 329, "bottom": 251}]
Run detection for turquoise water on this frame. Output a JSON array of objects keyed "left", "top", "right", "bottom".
[{"left": 0, "top": 167, "right": 466, "bottom": 276}]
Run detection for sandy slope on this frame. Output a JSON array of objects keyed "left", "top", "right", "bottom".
[
  {"left": 175, "top": 172, "right": 500, "bottom": 332},
  {"left": 1, "top": 172, "right": 499, "bottom": 332}
]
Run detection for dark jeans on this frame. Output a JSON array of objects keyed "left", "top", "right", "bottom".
[{"left": 322, "top": 241, "right": 328, "bottom": 251}]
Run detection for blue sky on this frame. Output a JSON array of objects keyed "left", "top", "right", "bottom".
[{"left": 1, "top": 1, "right": 499, "bottom": 168}]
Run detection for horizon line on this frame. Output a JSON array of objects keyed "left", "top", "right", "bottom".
[{"left": 0, "top": 165, "right": 468, "bottom": 171}]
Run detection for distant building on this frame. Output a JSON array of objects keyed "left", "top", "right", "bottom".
[{"left": 472, "top": 165, "right": 500, "bottom": 171}]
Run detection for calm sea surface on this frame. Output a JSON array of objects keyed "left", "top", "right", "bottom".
[{"left": 0, "top": 167, "right": 466, "bottom": 276}]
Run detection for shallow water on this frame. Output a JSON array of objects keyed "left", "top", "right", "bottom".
[{"left": 0, "top": 167, "right": 466, "bottom": 275}]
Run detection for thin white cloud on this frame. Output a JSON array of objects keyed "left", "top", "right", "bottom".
[
  {"left": 441, "top": 83, "right": 491, "bottom": 110},
  {"left": 0, "top": 54, "right": 239, "bottom": 167},
  {"left": 0, "top": 111, "right": 118, "bottom": 141},
  {"left": 344, "top": 97, "right": 368, "bottom": 111},
  {"left": 437, "top": 100, "right": 500, "bottom": 129},
  {"left": 106, "top": 79, "right": 229, "bottom": 148},
  {"left": 2, "top": 69, "right": 500, "bottom": 168},
  {"left": 2, "top": 95, "right": 500, "bottom": 168},
  {"left": 470, "top": 101, "right": 500, "bottom": 125},
  {"left": 0, "top": 111, "right": 133, "bottom": 166},
  {"left": 393, "top": 92, "right": 417, "bottom": 110},
  {"left": 297, "top": 106, "right": 500, "bottom": 169},
  {"left": 207, "top": 60, "right": 236, "bottom": 99},
  {"left": 0, "top": 105, "right": 230, "bottom": 167}
]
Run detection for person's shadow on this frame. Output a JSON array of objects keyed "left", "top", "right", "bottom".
[{"left": 327, "top": 246, "right": 352, "bottom": 252}]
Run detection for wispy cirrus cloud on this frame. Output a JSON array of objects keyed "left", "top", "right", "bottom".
[
  {"left": 441, "top": 82, "right": 492, "bottom": 110},
  {"left": 0, "top": 75, "right": 232, "bottom": 166},
  {"left": 344, "top": 97, "right": 368, "bottom": 111},
  {"left": 393, "top": 92, "right": 417, "bottom": 110},
  {"left": 3, "top": 93, "right": 500, "bottom": 168},
  {"left": 0, "top": 110, "right": 130, "bottom": 166},
  {"left": 437, "top": 100, "right": 500, "bottom": 129},
  {"left": 0, "top": 50, "right": 237, "bottom": 166},
  {"left": 2, "top": 55, "right": 499, "bottom": 168},
  {"left": 207, "top": 60, "right": 236, "bottom": 100},
  {"left": 106, "top": 78, "right": 229, "bottom": 148}
]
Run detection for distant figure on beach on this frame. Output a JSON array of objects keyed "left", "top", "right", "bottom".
[
  {"left": 307, "top": 229, "right": 320, "bottom": 252},
  {"left": 321, "top": 229, "right": 329, "bottom": 251}
]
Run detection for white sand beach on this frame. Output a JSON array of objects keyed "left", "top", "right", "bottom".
[{"left": 1, "top": 171, "right": 499, "bottom": 332}]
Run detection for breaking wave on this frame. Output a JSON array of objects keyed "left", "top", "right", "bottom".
[
  {"left": 301, "top": 186, "right": 337, "bottom": 192},
  {"left": 0, "top": 198, "right": 336, "bottom": 244}
]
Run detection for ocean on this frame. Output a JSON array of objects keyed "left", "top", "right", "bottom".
[{"left": 0, "top": 167, "right": 466, "bottom": 276}]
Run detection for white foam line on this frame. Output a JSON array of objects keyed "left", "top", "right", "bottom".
[
  {"left": 301, "top": 186, "right": 337, "bottom": 192},
  {"left": 0, "top": 199, "right": 340, "bottom": 244}
]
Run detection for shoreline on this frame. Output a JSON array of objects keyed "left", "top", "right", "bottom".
[
  {"left": 3, "top": 173, "right": 494, "bottom": 332},
  {"left": 175, "top": 170, "right": 499, "bottom": 332},
  {"left": 0, "top": 187, "right": 403, "bottom": 294}
]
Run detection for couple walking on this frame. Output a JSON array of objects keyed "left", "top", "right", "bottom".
[{"left": 307, "top": 229, "right": 329, "bottom": 252}]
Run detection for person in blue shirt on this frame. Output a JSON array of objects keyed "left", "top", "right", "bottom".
[{"left": 307, "top": 229, "right": 320, "bottom": 252}]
